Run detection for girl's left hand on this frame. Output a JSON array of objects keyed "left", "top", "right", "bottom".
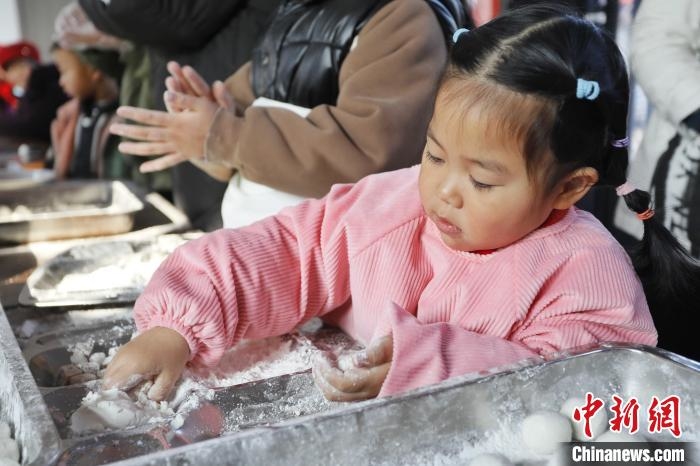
[{"left": 312, "top": 335, "right": 393, "bottom": 401}]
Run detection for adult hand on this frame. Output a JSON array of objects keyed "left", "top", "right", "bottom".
[
  {"left": 109, "top": 91, "right": 219, "bottom": 172},
  {"left": 165, "top": 61, "right": 235, "bottom": 110},
  {"left": 103, "top": 327, "right": 190, "bottom": 401},
  {"left": 54, "top": 2, "right": 128, "bottom": 52},
  {"left": 312, "top": 335, "right": 393, "bottom": 401}
]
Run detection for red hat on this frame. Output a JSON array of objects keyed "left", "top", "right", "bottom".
[{"left": 0, "top": 41, "right": 40, "bottom": 69}]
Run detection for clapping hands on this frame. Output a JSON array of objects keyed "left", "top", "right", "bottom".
[{"left": 109, "top": 62, "right": 234, "bottom": 173}]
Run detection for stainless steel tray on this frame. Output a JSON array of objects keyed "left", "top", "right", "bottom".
[
  {"left": 0, "top": 307, "right": 62, "bottom": 466},
  {"left": 18, "top": 234, "right": 198, "bottom": 308},
  {"left": 4, "top": 297, "right": 699, "bottom": 465},
  {"left": 0, "top": 180, "right": 144, "bottom": 244},
  {"left": 109, "top": 344, "right": 700, "bottom": 466}
]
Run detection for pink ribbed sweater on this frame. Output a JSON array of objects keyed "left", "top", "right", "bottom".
[{"left": 135, "top": 165, "right": 657, "bottom": 397}]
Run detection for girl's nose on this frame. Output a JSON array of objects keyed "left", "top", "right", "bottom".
[{"left": 438, "top": 176, "right": 463, "bottom": 209}]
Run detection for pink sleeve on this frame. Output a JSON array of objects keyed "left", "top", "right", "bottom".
[
  {"left": 379, "top": 250, "right": 658, "bottom": 397},
  {"left": 133, "top": 183, "right": 360, "bottom": 367},
  {"left": 379, "top": 303, "right": 540, "bottom": 396}
]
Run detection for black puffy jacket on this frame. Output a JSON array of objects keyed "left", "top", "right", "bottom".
[{"left": 251, "top": 0, "right": 471, "bottom": 108}]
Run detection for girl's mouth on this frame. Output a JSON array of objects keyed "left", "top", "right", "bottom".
[{"left": 433, "top": 216, "right": 462, "bottom": 236}]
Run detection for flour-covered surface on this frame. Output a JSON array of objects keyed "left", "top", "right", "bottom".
[
  {"left": 103, "top": 345, "right": 700, "bottom": 466},
  {"left": 0, "top": 308, "right": 61, "bottom": 466},
  {"left": 7, "top": 299, "right": 700, "bottom": 466},
  {"left": 22, "top": 234, "right": 195, "bottom": 307},
  {"left": 64, "top": 323, "right": 357, "bottom": 438}
]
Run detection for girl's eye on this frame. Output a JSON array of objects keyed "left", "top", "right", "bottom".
[
  {"left": 425, "top": 151, "right": 444, "bottom": 164},
  {"left": 470, "top": 177, "right": 494, "bottom": 191}
]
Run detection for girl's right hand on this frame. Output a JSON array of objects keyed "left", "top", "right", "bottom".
[{"left": 103, "top": 326, "right": 190, "bottom": 401}]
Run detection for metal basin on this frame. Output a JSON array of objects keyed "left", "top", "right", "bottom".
[{"left": 0, "top": 180, "right": 144, "bottom": 244}]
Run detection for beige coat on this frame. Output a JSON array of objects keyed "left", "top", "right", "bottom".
[{"left": 204, "top": 0, "right": 448, "bottom": 198}]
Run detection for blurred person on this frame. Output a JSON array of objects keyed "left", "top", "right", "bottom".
[
  {"left": 613, "top": 0, "right": 700, "bottom": 260},
  {"left": 612, "top": 0, "right": 700, "bottom": 359},
  {"left": 110, "top": 0, "right": 470, "bottom": 229},
  {"left": 64, "top": 0, "right": 282, "bottom": 231},
  {"left": 50, "top": 44, "right": 125, "bottom": 179},
  {"left": 0, "top": 79, "right": 17, "bottom": 112},
  {"left": 0, "top": 41, "right": 68, "bottom": 146}
]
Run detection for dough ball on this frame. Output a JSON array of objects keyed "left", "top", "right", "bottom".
[
  {"left": 595, "top": 430, "right": 645, "bottom": 443},
  {"left": 89, "top": 352, "right": 107, "bottom": 367},
  {"left": 521, "top": 411, "right": 572, "bottom": 455},
  {"left": 71, "top": 389, "right": 147, "bottom": 433},
  {"left": 468, "top": 453, "right": 513, "bottom": 466},
  {"left": 0, "top": 438, "right": 19, "bottom": 462},
  {"left": 560, "top": 397, "right": 608, "bottom": 441}
]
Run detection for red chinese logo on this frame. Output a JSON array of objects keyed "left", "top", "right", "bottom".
[
  {"left": 572, "top": 392, "right": 605, "bottom": 438},
  {"left": 571, "top": 394, "right": 682, "bottom": 438},
  {"left": 648, "top": 395, "right": 681, "bottom": 438},
  {"left": 609, "top": 395, "right": 640, "bottom": 434}
]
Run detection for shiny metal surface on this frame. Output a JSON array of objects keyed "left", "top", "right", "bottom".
[
  {"left": 0, "top": 180, "right": 144, "bottom": 244},
  {"left": 109, "top": 344, "right": 700, "bottom": 466},
  {"left": 0, "top": 307, "right": 62, "bottom": 466},
  {"left": 3, "top": 297, "right": 699, "bottom": 465}
]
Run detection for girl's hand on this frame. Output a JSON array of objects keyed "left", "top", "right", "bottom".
[
  {"left": 312, "top": 335, "right": 393, "bottom": 401},
  {"left": 103, "top": 327, "right": 190, "bottom": 401}
]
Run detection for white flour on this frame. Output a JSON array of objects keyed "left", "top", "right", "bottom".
[
  {"left": 0, "top": 421, "right": 19, "bottom": 465},
  {"left": 69, "top": 327, "right": 352, "bottom": 436},
  {"left": 0, "top": 204, "right": 30, "bottom": 221}
]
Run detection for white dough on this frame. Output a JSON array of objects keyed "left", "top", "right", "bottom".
[
  {"left": 468, "top": 453, "right": 513, "bottom": 466},
  {"left": 595, "top": 430, "right": 645, "bottom": 443},
  {"left": 560, "top": 397, "right": 608, "bottom": 441},
  {"left": 88, "top": 352, "right": 107, "bottom": 367},
  {"left": 521, "top": 411, "right": 572, "bottom": 455},
  {"left": 0, "top": 422, "right": 10, "bottom": 439},
  {"left": 0, "top": 459, "right": 20, "bottom": 466},
  {"left": 0, "top": 438, "right": 19, "bottom": 462},
  {"left": 70, "top": 389, "right": 171, "bottom": 433}
]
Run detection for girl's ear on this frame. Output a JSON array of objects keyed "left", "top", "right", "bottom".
[{"left": 552, "top": 167, "right": 599, "bottom": 209}]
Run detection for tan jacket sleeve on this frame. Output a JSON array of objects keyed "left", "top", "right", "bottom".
[{"left": 205, "top": 0, "right": 447, "bottom": 197}]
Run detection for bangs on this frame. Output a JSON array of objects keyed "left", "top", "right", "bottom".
[{"left": 438, "top": 74, "right": 559, "bottom": 189}]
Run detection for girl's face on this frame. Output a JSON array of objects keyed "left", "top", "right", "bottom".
[
  {"left": 52, "top": 49, "right": 98, "bottom": 100},
  {"left": 419, "top": 87, "right": 561, "bottom": 253}
]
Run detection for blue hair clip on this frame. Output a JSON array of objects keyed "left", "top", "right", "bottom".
[
  {"left": 452, "top": 28, "right": 470, "bottom": 44},
  {"left": 576, "top": 78, "right": 600, "bottom": 101}
]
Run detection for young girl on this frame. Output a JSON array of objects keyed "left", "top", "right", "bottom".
[{"left": 105, "top": 5, "right": 698, "bottom": 403}]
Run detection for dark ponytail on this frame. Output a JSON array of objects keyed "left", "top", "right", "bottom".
[{"left": 448, "top": 4, "right": 700, "bottom": 356}]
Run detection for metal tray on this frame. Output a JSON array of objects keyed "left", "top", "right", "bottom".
[
  {"left": 0, "top": 167, "right": 55, "bottom": 191},
  {"left": 107, "top": 344, "right": 699, "bottom": 466},
  {"left": 0, "top": 180, "right": 144, "bottom": 244},
  {"left": 18, "top": 234, "right": 198, "bottom": 308},
  {"left": 0, "top": 307, "right": 62, "bottom": 466},
  {"left": 4, "top": 297, "right": 699, "bottom": 465}
]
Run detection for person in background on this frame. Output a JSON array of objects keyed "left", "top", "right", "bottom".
[
  {"left": 50, "top": 44, "right": 125, "bottom": 179},
  {"left": 0, "top": 41, "right": 68, "bottom": 146},
  {"left": 611, "top": 0, "right": 700, "bottom": 359},
  {"left": 110, "top": 0, "right": 469, "bottom": 229},
  {"left": 62, "top": 0, "right": 281, "bottom": 231},
  {"left": 102, "top": 5, "right": 700, "bottom": 404},
  {"left": 0, "top": 79, "right": 17, "bottom": 113},
  {"left": 614, "top": 0, "right": 700, "bottom": 260}
]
